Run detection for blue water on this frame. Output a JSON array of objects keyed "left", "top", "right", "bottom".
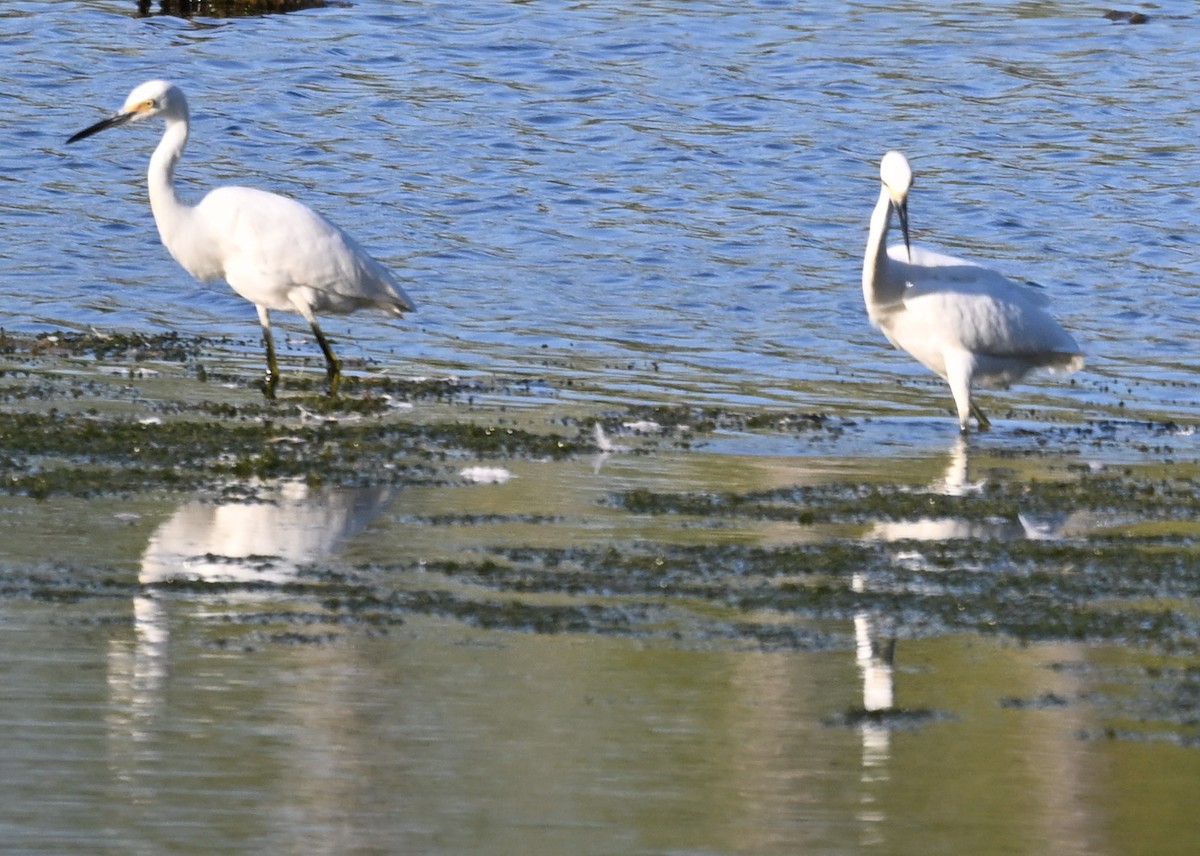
[
  {"left": 5, "top": 5, "right": 1200, "bottom": 854},
  {"left": 3, "top": 0, "right": 1199, "bottom": 419}
]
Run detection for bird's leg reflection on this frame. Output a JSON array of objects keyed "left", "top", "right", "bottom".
[
  {"left": 851, "top": 571, "right": 894, "bottom": 845},
  {"left": 105, "top": 592, "right": 169, "bottom": 768},
  {"left": 937, "top": 434, "right": 982, "bottom": 497},
  {"left": 852, "top": 573, "right": 896, "bottom": 720}
]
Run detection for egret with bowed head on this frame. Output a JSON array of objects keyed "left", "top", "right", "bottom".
[
  {"left": 862, "top": 151, "right": 1083, "bottom": 431},
  {"left": 67, "top": 80, "right": 415, "bottom": 398}
]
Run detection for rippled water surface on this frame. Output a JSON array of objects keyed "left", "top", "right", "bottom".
[
  {"left": 4, "top": 0, "right": 1198, "bottom": 417},
  {"left": 3, "top": 1, "right": 1200, "bottom": 853}
]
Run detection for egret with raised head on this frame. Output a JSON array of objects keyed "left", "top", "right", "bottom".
[
  {"left": 67, "top": 80, "right": 415, "bottom": 398},
  {"left": 862, "top": 151, "right": 1083, "bottom": 431}
]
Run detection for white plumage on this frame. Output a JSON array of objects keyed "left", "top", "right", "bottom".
[
  {"left": 862, "top": 151, "right": 1083, "bottom": 431},
  {"left": 69, "top": 79, "right": 415, "bottom": 397}
]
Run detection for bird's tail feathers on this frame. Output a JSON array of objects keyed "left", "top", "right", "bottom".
[
  {"left": 1045, "top": 352, "right": 1085, "bottom": 374},
  {"left": 384, "top": 286, "right": 416, "bottom": 315}
]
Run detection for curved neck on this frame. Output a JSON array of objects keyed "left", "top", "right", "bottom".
[
  {"left": 862, "top": 184, "right": 901, "bottom": 311},
  {"left": 147, "top": 115, "right": 193, "bottom": 250}
]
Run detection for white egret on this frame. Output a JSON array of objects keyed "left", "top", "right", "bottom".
[
  {"left": 67, "top": 80, "right": 415, "bottom": 398},
  {"left": 862, "top": 151, "right": 1083, "bottom": 431}
]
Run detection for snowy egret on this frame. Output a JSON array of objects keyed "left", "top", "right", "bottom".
[
  {"left": 862, "top": 151, "right": 1083, "bottom": 431},
  {"left": 67, "top": 79, "right": 415, "bottom": 398}
]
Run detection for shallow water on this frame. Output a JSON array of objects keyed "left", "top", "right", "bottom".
[
  {"left": 0, "top": 601, "right": 1159, "bottom": 855},
  {"left": 1, "top": 357, "right": 1199, "bottom": 853},
  {"left": 2, "top": 1, "right": 1200, "bottom": 853},
  {"left": 4, "top": 0, "right": 1200, "bottom": 419}
]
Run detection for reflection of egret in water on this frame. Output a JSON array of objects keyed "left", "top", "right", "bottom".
[
  {"left": 592, "top": 422, "right": 634, "bottom": 474},
  {"left": 141, "top": 480, "right": 396, "bottom": 585},
  {"left": 868, "top": 436, "right": 1020, "bottom": 544},
  {"left": 933, "top": 435, "right": 982, "bottom": 497},
  {"left": 870, "top": 436, "right": 1104, "bottom": 547},
  {"left": 852, "top": 572, "right": 894, "bottom": 845},
  {"left": 107, "top": 480, "right": 396, "bottom": 730}
]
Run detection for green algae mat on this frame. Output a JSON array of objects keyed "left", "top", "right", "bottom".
[{"left": 2, "top": 331, "right": 1198, "bottom": 746}]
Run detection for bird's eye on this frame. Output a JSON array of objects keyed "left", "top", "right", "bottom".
[{"left": 142, "top": 99, "right": 155, "bottom": 109}]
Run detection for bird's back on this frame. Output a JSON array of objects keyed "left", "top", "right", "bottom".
[
  {"left": 881, "top": 242, "right": 1081, "bottom": 365},
  {"left": 888, "top": 243, "right": 1052, "bottom": 306},
  {"left": 197, "top": 186, "right": 415, "bottom": 315}
]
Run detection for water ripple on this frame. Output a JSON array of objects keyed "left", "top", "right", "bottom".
[{"left": 2, "top": 0, "right": 1197, "bottom": 422}]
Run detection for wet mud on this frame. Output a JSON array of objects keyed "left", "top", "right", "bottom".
[{"left": 1, "top": 332, "right": 1198, "bottom": 745}]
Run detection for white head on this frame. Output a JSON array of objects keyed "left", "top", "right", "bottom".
[
  {"left": 120, "top": 80, "right": 188, "bottom": 122},
  {"left": 880, "top": 150, "right": 912, "bottom": 201},
  {"left": 67, "top": 80, "right": 189, "bottom": 144},
  {"left": 879, "top": 150, "right": 913, "bottom": 259}
]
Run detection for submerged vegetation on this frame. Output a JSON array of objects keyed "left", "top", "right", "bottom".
[
  {"left": 136, "top": 0, "right": 328, "bottom": 17},
  {"left": 0, "top": 332, "right": 590, "bottom": 497},
  {"left": 1, "top": 331, "right": 1199, "bottom": 743},
  {"left": 0, "top": 407, "right": 584, "bottom": 498}
]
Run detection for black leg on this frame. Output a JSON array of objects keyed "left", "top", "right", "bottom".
[
  {"left": 311, "top": 322, "right": 341, "bottom": 397},
  {"left": 261, "top": 324, "right": 279, "bottom": 400},
  {"left": 970, "top": 400, "right": 991, "bottom": 432}
]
